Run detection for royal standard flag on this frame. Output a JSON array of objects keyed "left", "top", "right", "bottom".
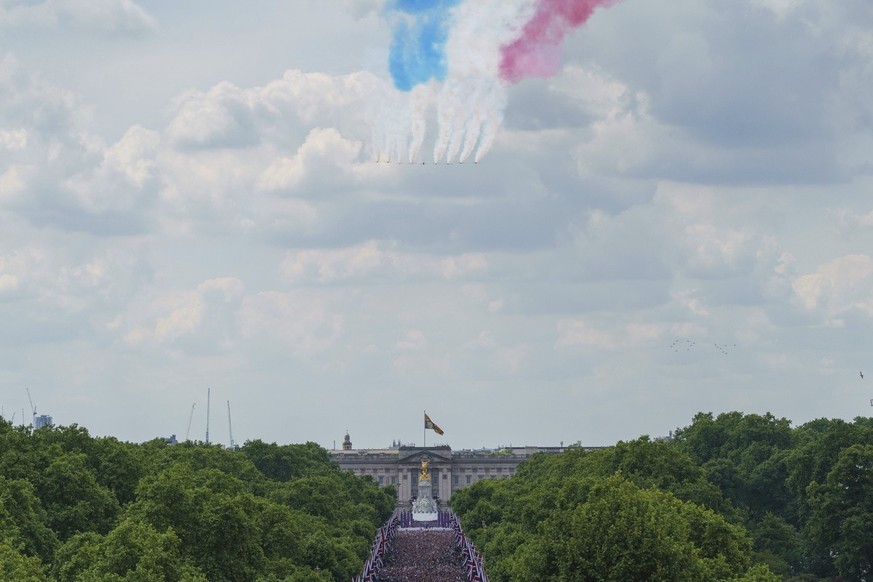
[{"left": 424, "top": 413, "right": 444, "bottom": 435}]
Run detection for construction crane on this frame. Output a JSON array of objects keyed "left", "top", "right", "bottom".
[
  {"left": 185, "top": 403, "right": 196, "bottom": 441},
  {"left": 227, "top": 400, "right": 236, "bottom": 450},
  {"left": 26, "top": 387, "right": 36, "bottom": 426},
  {"left": 205, "top": 388, "right": 211, "bottom": 445}
]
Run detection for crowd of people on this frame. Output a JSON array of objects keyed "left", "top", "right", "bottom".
[{"left": 375, "top": 530, "right": 468, "bottom": 582}]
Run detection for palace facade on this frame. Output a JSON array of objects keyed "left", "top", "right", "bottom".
[{"left": 328, "top": 433, "right": 568, "bottom": 506}]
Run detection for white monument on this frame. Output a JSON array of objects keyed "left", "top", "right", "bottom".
[{"left": 411, "top": 458, "right": 438, "bottom": 521}]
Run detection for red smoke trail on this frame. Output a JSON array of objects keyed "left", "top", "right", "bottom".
[{"left": 499, "top": 0, "right": 618, "bottom": 84}]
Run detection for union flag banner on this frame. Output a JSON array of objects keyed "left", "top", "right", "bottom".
[{"left": 424, "top": 413, "right": 444, "bottom": 435}]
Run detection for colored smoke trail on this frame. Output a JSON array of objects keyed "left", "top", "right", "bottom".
[
  {"left": 375, "top": 0, "right": 620, "bottom": 164},
  {"left": 388, "top": 0, "right": 462, "bottom": 92},
  {"left": 500, "top": 0, "right": 618, "bottom": 84}
]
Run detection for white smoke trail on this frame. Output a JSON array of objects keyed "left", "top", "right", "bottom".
[
  {"left": 437, "top": 78, "right": 471, "bottom": 163},
  {"left": 371, "top": 0, "right": 537, "bottom": 164},
  {"left": 407, "top": 84, "right": 432, "bottom": 163},
  {"left": 473, "top": 81, "right": 507, "bottom": 162},
  {"left": 368, "top": 81, "right": 423, "bottom": 163},
  {"left": 458, "top": 79, "right": 495, "bottom": 162},
  {"left": 437, "top": 0, "right": 536, "bottom": 163}
]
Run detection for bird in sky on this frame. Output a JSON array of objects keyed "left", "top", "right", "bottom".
[{"left": 861, "top": 371, "right": 864, "bottom": 379}]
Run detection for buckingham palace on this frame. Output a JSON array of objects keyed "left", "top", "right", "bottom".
[{"left": 328, "top": 432, "right": 568, "bottom": 506}]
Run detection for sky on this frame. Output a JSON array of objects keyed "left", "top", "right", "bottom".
[{"left": 1, "top": 0, "right": 873, "bottom": 450}]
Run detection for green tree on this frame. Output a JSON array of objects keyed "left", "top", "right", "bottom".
[
  {"left": 127, "top": 464, "right": 265, "bottom": 581},
  {"left": 0, "top": 538, "right": 50, "bottom": 582},
  {"left": 513, "top": 475, "right": 754, "bottom": 581},
  {"left": 190, "top": 492, "right": 265, "bottom": 581},
  {"left": 37, "top": 451, "right": 121, "bottom": 540},
  {"left": 749, "top": 513, "right": 802, "bottom": 576},
  {"left": 241, "top": 441, "right": 333, "bottom": 482},
  {"left": 729, "top": 564, "right": 781, "bottom": 581},
  {"left": 0, "top": 475, "right": 58, "bottom": 562},
  {"left": 0, "top": 419, "right": 395, "bottom": 582},
  {"left": 590, "top": 437, "right": 733, "bottom": 515},
  {"left": 55, "top": 518, "right": 206, "bottom": 582},
  {"left": 673, "top": 412, "right": 794, "bottom": 520},
  {"left": 785, "top": 417, "right": 868, "bottom": 523},
  {"left": 88, "top": 437, "right": 148, "bottom": 506},
  {"left": 806, "top": 444, "right": 873, "bottom": 581}
]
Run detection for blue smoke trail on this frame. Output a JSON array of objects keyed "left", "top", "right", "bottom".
[{"left": 388, "top": 0, "right": 461, "bottom": 92}]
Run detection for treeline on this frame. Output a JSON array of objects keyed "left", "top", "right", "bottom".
[
  {"left": 0, "top": 420, "right": 395, "bottom": 581},
  {"left": 451, "top": 412, "right": 873, "bottom": 581}
]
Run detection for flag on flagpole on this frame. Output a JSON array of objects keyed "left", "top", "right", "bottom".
[{"left": 424, "top": 413, "right": 444, "bottom": 435}]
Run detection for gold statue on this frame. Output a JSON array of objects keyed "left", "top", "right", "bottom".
[{"left": 419, "top": 459, "right": 430, "bottom": 481}]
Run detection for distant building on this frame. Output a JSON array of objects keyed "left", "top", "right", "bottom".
[
  {"left": 329, "top": 435, "right": 588, "bottom": 506},
  {"left": 34, "top": 415, "right": 53, "bottom": 430}
]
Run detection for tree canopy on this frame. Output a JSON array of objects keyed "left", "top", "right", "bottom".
[
  {"left": 0, "top": 421, "right": 395, "bottom": 581},
  {"left": 4, "top": 411, "right": 872, "bottom": 581},
  {"left": 452, "top": 412, "right": 873, "bottom": 581}
]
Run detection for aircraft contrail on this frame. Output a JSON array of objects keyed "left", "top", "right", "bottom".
[{"left": 371, "top": 0, "right": 620, "bottom": 165}]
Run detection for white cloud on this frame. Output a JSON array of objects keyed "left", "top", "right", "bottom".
[
  {"left": 0, "top": 128, "right": 27, "bottom": 150},
  {"left": 460, "top": 284, "right": 505, "bottom": 315},
  {"left": 554, "top": 65, "right": 630, "bottom": 122},
  {"left": 566, "top": 205, "right": 671, "bottom": 281},
  {"left": 198, "top": 277, "right": 245, "bottom": 303},
  {"left": 0, "top": 0, "right": 156, "bottom": 33},
  {"left": 166, "top": 81, "right": 259, "bottom": 149},
  {"left": 792, "top": 254, "right": 873, "bottom": 320},
  {"left": 239, "top": 291, "right": 344, "bottom": 356},
  {"left": 258, "top": 128, "right": 362, "bottom": 194},
  {"left": 280, "top": 241, "right": 388, "bottom": 284},
  {"left": 654, "top": 182, "right": 781, "bottom": 279},
  {"left": 124, "top": 291, "right": 205, "bottom": 345},
  {"left": 671, "top": 289, "right": 711, "bottom": 317},
  {"left": 440, "top": 254, "right": 488, "bottom": 279},
  {"left": 830, "top": 207, "right": 873, "bottom": 231},
  {"left": 166, "top": 70, "right": 379, "bottom": 150},
  {"left": 395, "top": 330, "right": 427, "bottom": 351},
  {"left": 120, "top": 277, "right": 245, "bottom": 347},
  {"left": 463, "top": 330, "right": 496, "bottom": 350},
  {"left": 681, "top": 223, "right": 757, "bottom": 273},
  {"left": 65, "top": 125, "right": 160, "bottom": 212},
  {"left": 494, "top": 345, "right": 529, "bottom": 372},
  {"left": 280, "top": 241, "right": 488, "bottom": 285},
  {"left": 0, "top": 53, "right": 84, "bottom": 135},
  {"left": 749, "top": 0, "right": 809, "bottom": 20},
  {"left": 0, "top": 272, "right": 19, "bottom": 293},
  {"left": 152, "top": 291, "right": 204, "bottom": 344},
  {"left": 572, "top": 83, "right": 662, "bottom": 178},
  {"left": 0, "top": 247, "right": 41, "bottom": 297},
  {"left": 556, "top": 319, "right": 667, "bottom": 351},
  {"left": 748, "top": 0, "right": 807, "bottom": 19},
  {"left": 337, "top": 0, "right": 385, "bottom": 19},
  {"left": 0, "top": 243, "right": 155, "bottom": 330},
  {"left": 0, "top": 166, "right": 27, "bottom": 202}
]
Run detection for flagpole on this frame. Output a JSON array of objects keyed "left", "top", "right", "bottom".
[{"left": 423, "top": 410, "right": 426, "bottom": 448}]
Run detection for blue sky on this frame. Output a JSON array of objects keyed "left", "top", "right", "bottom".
[{"left": 1, "top": 0, "right": 872, "bottom": 449}]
